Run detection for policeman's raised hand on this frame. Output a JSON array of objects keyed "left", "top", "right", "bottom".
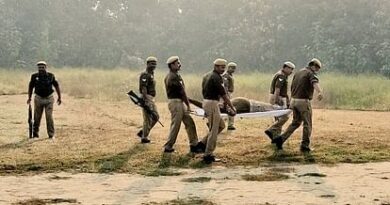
[
  {"left": 57, "top": 98, "right": 62, "bottom": 105},
  {"left": 317, "top": 93, "right": 323, "bottom": 101}
]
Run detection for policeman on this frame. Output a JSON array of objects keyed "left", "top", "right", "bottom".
[
  {"left": 273, "top": 58, "right": 324, "bottom": 152},
  {"left": 163, "top": 56, "right": 203, "bottom": 153},
  {"left": 264, "top": 61, "right": 295, "bottom": 142},
  {"left": 137, "top": 56, "right": 159, "bottom": 143},
  {"left": 27, "top": 61, "right": 61, "bottom": 139},
  {"left": 201, "top": 58, "right": 236, "bottom": 164},
  {"left": 222, "top": 62, "right": 237, "bottom": 130}
]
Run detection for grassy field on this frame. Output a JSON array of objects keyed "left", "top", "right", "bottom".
[
  {"left": 1, "top": 68, "right": 390, "bottom": 110},
  {"left": 0, "top": 68, "right": 389, "bottom": 175},
  {"left": 0, "top": 93, "right": 389, "bottom": 176}
]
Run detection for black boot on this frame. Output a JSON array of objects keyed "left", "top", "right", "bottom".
[
  {"left": 190, "top": 142, "right": 204, "bottom": 153},
  {"left": 264, "top": 130, "right": 274, "bottom": 142},
  {"left": 137, "top": 130, "right": 143, "bottom": 138},
  {"left": 273, "top": 136, "right": 284, "bottom": 150}
]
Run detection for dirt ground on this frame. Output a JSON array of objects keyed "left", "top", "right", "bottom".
[
  {"left": 1, "top": 162, "right": 389, "bottom": 205},
  {"left": 0, "top": 94, "right": 390, "bottom": 204}
]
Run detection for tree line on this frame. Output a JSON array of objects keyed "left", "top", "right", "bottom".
[{"left": 0, "top": 0, "right": 389, "bottom": 74}]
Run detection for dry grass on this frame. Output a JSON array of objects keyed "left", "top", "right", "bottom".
[
  {"left": 13, "top": 198, "right": 78, "bottom": 205},
  {"left": 0, "top": 94, "right": 389, "bottom": 175},
  {"left": 241, "top": 172, "right": 289, "bottom": 181},
  {"left": 143, "top": 197, "right": 216, "bottom": 205},
  {"left": 1, "top": 68, "right": 390, "bottom": 110}
]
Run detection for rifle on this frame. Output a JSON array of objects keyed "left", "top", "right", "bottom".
[
  {"left": 28, "top": 104, "right": 33, "bottom": 138},
  {"left": 127, "top": 90, "right": 164, "bottom": 127}
]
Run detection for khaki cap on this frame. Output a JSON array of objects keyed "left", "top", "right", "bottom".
[
  {"left": 283, "top": 61, "right": 295, "bottom": 69},
  {"left": 36, "top": 61, "right": 47, "bottom": 66},
  {"left": 227, "top": 62, "right": 237, "bottom": 67},
  {"left": 213, "top": 58, "right": 227, "bottom": 66},
  {"left": 166, "top": 56, "right": 179, "bottom": 64},
  {"left": 309, "top": 58, "right": 322, "bottom": 68},
  {"left": 146, "top": 56, "right": 157, "bottom": 62}
]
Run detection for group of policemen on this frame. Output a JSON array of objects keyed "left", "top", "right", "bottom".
[
  {"left": 26, "top": 56, "right": 323, "bottom": 164},
  {"left": 136, "top": 56, "right": 323, "bottom": 164}
]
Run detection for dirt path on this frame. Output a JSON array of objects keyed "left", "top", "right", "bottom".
[{"left": 1, "top": 162, "right": 389, "bottom": 205}]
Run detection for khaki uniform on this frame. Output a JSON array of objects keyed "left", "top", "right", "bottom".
[
  {"left": 266, "top": 71, "right": 290, "bottom": 137},
  {"left": 201, "top": 100, "right": 225, "bottom": 155},
  {"left": 280, "top": 68, "right": 319, "bottom": 149},
  {"left": 139, "top": 71, "right": 159, "bottom": 139},
  {"left": 202, "top": 70, "right": 226, "bottom": 156},
  {"left": 142, "top": 95, "right": 159, "bottom": 139},
  {"left": 222, "top": 72, "right": 235, "bottom": 128},
  {"left": 34, "top": 95, "right": 55, "bottom": 137},
  {"left": 164, "top": 71, "right": 198, "bottom": 150},
  {"left": 28, "top": 72, "right": 59, "bottom": 138}
]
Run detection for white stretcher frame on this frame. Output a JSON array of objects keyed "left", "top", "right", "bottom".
[{"left": 191, "top": 108, "right": 292, "bottom": 118}]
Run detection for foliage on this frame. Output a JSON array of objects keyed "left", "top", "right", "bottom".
[{"left": 0, "top": 0, "right": 389, "bottom": 74}]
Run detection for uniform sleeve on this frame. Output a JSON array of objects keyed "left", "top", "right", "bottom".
[
  {"left": 139, "top": 73, "right": 149, "bottom": 88},
  {"left": 52, "top": 74, "right": 59, "bottom": 87},
  {"left": 228, "top": 77, "right": 234, "bottom": 93},
  {"left": 309, "top": 73, "right": 319, "bottom": 84},
  {"left": 214, "top": 75, "right": 227, "bottom": 96},
  {"left": 275, "top": 75, "right": 286, "bottom": 89},
  {"left": 29, "top": 74, "right": 35, "bottom": 88}
]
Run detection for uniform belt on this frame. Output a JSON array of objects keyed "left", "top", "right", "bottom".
[
  {"left": 35, "top": 94, "right": 53, "bottom": 98},
  {"left": 291, "top": 98, "right": 310, "bottom": 102},
  {"left": 168, "top": 98, "right": 183, "bottom": 102},
  {"left": 204, "top": 99, "right": 219, "bottom": 102}
]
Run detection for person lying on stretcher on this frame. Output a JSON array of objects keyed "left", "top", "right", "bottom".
[{"left": 189, "top": 97, "right": 284, "bottom": 116}]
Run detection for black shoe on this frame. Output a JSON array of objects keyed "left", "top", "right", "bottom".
[
  {"left": 190, "top": 143, "right": 204, "bottom": 153},
  {"left": 300, "top": 146, "right": 312, "bottom": 153},
  {"left": 264, "top": 130, "right": 274, "bottom": 142},
  {"left": 203, "top": 155, "right": 221, "bottom": 164},
  {"left": 164, "top": 148, "right": 175, "bottom": 153},
  {"left": 141, "top": 138, "right": 151, "bottom": 144},
  {"left": 48, "top": 136, "right": 54, "bottom": 139},
  {"left": 227, "top": 126, "right": 236, "bottom": 130},
  {"left": 196, "top": 142, "right": 206, "bottom": 153},
  {"left": 137, "top": 130, "right": 143, "bottom": 138},
  {"left": 273, "top": 136, "right": 284, "bottom": 150},
  {"left": 33, "top": 134, "right": 39, "bottom": 138}
]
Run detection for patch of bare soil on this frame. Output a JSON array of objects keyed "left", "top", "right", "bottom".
[{"left": 1, "top": 162, "right": 389, "bottom": 205}]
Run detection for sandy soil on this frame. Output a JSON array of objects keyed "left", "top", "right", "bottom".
[{"left": 1, "top": 162, "right": 389, "bottom": 205}]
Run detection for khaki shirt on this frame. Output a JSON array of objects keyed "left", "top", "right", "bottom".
[
  {"left": 270, "top": 71, "right": 288, "bottom": 97},
  {"left": 291, "top": 68, "right": 319, "bottom": 100},
  {"left": 222, "top": 72, "right": 234, "bottom": 93},
  {"left": 139, "top": 71, "right": 156, "bottom": 97},
  {"left": 202, "top": 70, "right": 226, "bottom": 101},
  {"left": 164, "top": 71, "right": 184, "bottom": 99}
]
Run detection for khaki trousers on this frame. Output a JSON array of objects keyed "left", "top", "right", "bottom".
[
  {"left": 33, "top": 95, "right": 55, "bottom": 137},
  {"left": 201, "top": 100, "right": 225, "bottom": 156},
  {"left": 142, "top": 95, "right": 159, "bottom": 139},
  {"left": 164, "top": 99, "right": 198, "bottom": 149},
  {"left": 281, "top": 98, "right": 312, "bottom": 148},
  {"left": 227, "top": 92, "right": 234, "bottom": 127},
  {"left": 266, "top": 95, "right": 289, "bottom": 136}
]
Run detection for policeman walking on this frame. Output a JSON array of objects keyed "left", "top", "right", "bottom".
[
  {"left": 273, "top": 58, "right": 324, "bottom": 152},
  {"left": 222, "top": 62, "right": 237, "bottom": 130},
  {"left": 137, "top": 56, "right": 159, "bottom": 143},
  {"left": 264, "top": 61, "right": 295, "bottom": 142},
  {"left": 27, "top": 61, "right": 61, "bottom": 139},
  {"left": 163, "top": 56, "right": 203, "bottom": 153},
  {"left": 201, "top": 58, "right": 236, "bottom": 164}
]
